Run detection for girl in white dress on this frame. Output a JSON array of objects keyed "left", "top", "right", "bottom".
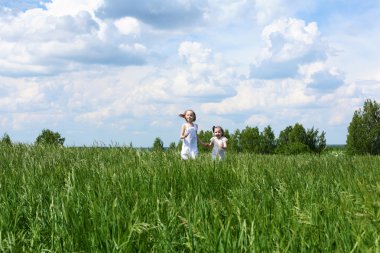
[
  {"left": 207, "top": 126, "right": 228, "bottom": 160},
  {"left": 179, "top": 109, "right": 205, "bottom": 159}
]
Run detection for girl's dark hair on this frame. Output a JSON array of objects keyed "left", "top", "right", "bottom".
[
  {"left": 212, "top": 125, "right": 224, "bottom": 136},
  {"left": 178, "top": 109, "right": 196, "bottom": 121}
]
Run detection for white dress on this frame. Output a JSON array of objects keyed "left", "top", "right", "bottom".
[
  {"left": 210, "top": 136, "right": 228, "bottom": 160},
  {"left": 181, "top": 123, "right": 198, "bottom": 159}
]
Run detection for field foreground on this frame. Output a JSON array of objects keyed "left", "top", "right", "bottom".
[{"left": 0, "top": 146, "right": 379, "bottom": 252}]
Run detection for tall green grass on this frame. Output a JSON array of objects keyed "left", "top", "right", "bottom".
[{"left": 0, "top": 145, "right": 379, "bottom": 252}]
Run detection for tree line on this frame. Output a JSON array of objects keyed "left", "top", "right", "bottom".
[
  {"left": 160, "top": 99, "right": 380, "bottom": 155},
  {"left": 2, "top": 99, "right": 380, "bottom": 155},
  {"left": 160, "top": 123, "right": 326, "bottom": 155},
  {"left": 1, "top": 129, "right": 65, "bottom": 147}
]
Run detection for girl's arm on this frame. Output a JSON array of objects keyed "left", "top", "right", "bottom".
[
  {"left": 220, "top": 138, "right": 227, "bottom": 149},
  {"left": 180, "top": 124, "right": 188, "bottom": 139},
  {"left": 202, "top": 137, "right": 213, "bottom": 148},
  {"left": 196, "top": 130, "right": 210, "bottom": 147},
  {"left": 197, "top": 135, "right": 209, "bottom": 147}
]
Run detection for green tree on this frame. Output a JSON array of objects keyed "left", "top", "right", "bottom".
[
  {"left": 223, "top": 129, "right": 230, "bottom": 140},
  {"left": 0, "top": 133, "right": 12, "bottom": 146},
  {"left": 240, "top": 126, "right": 261, "bottom": 153},
  {"left": 35, "top": 129, "right": 65, "bottom": 146},
  {"left": 152, "top": 137, "right": 164, "bottom": 152},
  {"left": 346, "top": 99, "right": 380, "bottom": 154},
  {"left": 316, "top": 131, "right": 327, "bottom": 155},
  {"left": 260, "top": 125, "right": 276, "bottom": 154},
  {"left": 168, "top": 142, "right": 177, "bottom": 151},
  {"left": 289, "top": 123, "right": 307, "bottom": 143},
  {"left": 277, "top": 123, "right": 326, "bottom": 155},
  {"left": 276, "top": 125, "right": 293, "bottom": 153},
  {"left": 306, "top": 127, "right": 326, "bottom": 155},
  {"left": 277, "top": 126, "right": 292, "bottom": 147},
  {"left": 276, "top": 124, "right": 310, "bottom": 154},
  {"left": 229, "top": 129, "right": 241, "bottom": 153}
]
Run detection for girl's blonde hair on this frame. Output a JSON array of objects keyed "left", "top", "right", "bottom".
[
  {"left": 212, "top": 125, "right": 224, "bottom": 136},
  {"left": 178, "top": 109, "right": 197, "bottom": 121}
]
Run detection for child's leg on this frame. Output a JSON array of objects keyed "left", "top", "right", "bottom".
[
  {"left": 181, "top": 148, "right": 189, "bottom": 160},
  {"left": 190, "top": 151, "right": 198, "bottom": 159}
]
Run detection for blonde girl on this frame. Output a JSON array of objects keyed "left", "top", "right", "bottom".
[{"left": 179, "top": 109, "right": 205, "bottom": 159}]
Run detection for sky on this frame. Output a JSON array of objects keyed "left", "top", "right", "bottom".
[{"left": 0, "top": 0, "right": 379, "bottom": 147}]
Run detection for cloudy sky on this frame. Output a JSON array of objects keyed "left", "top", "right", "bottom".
[{"left": 1, "top": 0, "right": 379, "bottom": 147}]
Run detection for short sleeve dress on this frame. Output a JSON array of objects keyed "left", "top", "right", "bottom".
[{"left": 210, "top": 136, "right": 228, "bottom": 160}]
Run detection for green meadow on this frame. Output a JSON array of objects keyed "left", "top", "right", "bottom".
[{"left": 0, "top": 145, "right": 379, "bottom": 252}]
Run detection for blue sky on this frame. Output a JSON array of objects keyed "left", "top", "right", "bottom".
[{"left": 1, "top": 0, "right": 379, "bottom": 147}]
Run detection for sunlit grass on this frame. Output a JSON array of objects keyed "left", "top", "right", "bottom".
[{"left": 0, "top": 145, "right": 379, "bottom": 252}]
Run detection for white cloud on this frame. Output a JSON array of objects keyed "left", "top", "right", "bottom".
[
  {"left": 55, "top": 67, "right": 170, "bottom": 127},
  {"left": 170, "top": 41, "right": 238, "bottom": 99},
  {"left": 251, "top": 18, "right": 329, "bottom": 79},
  {"left": 327, "top": 95, "right": 362, "bottom": 126},
  {"left": 43, "top": 0, "right": 104, "bottom": 17},
  {"left": 95, "top": 0, "right": 205, "bottom": 29},
  {"left": 202, "top": 78, "right": 314, "bottom": 114},
  {"left": 0, "top": 78, "right": 46, "bottom": 110},
  {"left": 201, "top": 15, "right": 351, "bottom": 134},
  {"left": 261, "top": 18, "right": 320, "bottom": 62},
  {"left": 114, "top": 16, "right": 140, "bottom": 36},
  {"left": 1, "top": 1, "right": 380, "bottom": 146},
  {"left": 203, "top": 0, "right": 254, "bottom": 24},
  {"left": 10, "top": 41, "right": 239, "bottom": 130},
  {"left": 179, "top": 41, "right": 212, "bottom": 65},
  {"left": 0, "top": 76, "right": 66, "bottom": 131},
  {"left": 11, "top": 112, "right": 63, "bottom": 130},
  {"left": 254, "top": 0, "right": 287, "bottom": 25},
  {"left": 245, "top": 114, "right": 270, "bottom": 126},
  {"left": 0, "top": 5, "right": 147, "bottom": 77}
]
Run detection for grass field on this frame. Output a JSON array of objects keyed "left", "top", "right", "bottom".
[{"left": 0, "top": 145, "right": 379, "bottom": 252}]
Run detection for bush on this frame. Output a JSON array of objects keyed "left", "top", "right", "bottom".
[
  {"left": 1, "top": 133, "right": 12, "bottom": 146},
  {"left": 35, "top": 129, "right": 65, "bottom": 146},
  {"left": 276, "top": 123, "right": 326, "bottom": 155},
  {"left": 277, "top": 142, "right": 311, "bottom": 155},
  {"left": 152, "top": 137, "right": 164, "bottom": 152}
]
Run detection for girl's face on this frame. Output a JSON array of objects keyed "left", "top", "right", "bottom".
[
  {"left": 185, "top": 111, "right": 195, "bottom": 123},
  {"left": 214, "top": 127, "right": 223, "bottom": 138}
]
